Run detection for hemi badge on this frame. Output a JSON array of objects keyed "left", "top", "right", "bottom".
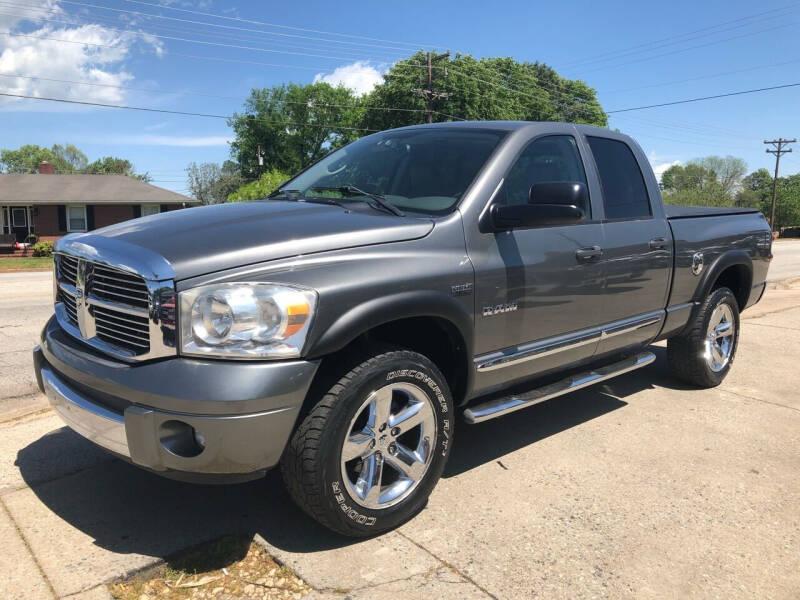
[{"left": 451, "top": 283, "right": 473, "bottom": 296}]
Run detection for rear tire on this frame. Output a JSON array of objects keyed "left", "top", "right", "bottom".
[
  {"left": 667, "top": 287, "right": 740, "bottom": 388},
  {"left": 281, "top": 345, "right": 454, "bottom": 537}
]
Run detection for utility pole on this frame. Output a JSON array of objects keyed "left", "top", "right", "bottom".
[
  {"left": 412, "top": 51, "right": 450, "bottom": 123},
  {"left": 256, "top": 144, "right": 265, "bottom": 178},
  {"left": 764, "top": 138, "right": 796, "bottom": 232}
]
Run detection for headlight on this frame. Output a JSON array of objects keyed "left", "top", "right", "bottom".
[{"left": 179, "top": 283, "right": 317, "bottom": 359}]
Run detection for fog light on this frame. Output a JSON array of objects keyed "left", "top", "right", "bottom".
[{"left": 158, "top": 420, "right": 205, "bottom": 458}]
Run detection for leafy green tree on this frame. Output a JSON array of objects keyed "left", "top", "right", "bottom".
[
  {"left": 210, "top": 161, "right": 247, "bottom": 203},
  {"left": 227, "top": 168, "right": 289, "bottom": 202},
  {"left": 661, "top": 156, "right": 748, "bottom": 207},
  {"left": 772, "top": 174, "right": 800, "bottom": 230},
  {"left": 84, "top": 156, "right": 150, "bottom": 181},
  {"left": 360, "top": 52, "right": 607, "bottom": 131},
  {"left": 0, "top": 143, "right": 86, "bottom": 173},
  {"left": 229, "top": 82, "right": 362, "bottom": 177},
  {"left": 690, "top": 156, "right": 747, "bottom": 196}
]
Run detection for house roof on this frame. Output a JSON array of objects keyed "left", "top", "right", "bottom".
[{"left": 0, "top": 174, "right": 197, "bottom": 205}]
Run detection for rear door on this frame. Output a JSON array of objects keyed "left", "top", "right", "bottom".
[
  {"left": 468, "top": 133, "right": 606, "bottom": 393},
  {"left": 583, "top": 135, "right": 671, "bottom": 356}
]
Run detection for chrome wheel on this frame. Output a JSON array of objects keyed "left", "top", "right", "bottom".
[
  {"left": 340, "top": 382, "right": 437, "bottom": 510},
  {"left": 704, "top": 303, "right": 735, "bottom": 372}
]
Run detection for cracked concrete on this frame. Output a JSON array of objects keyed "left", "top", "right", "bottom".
[{"left": 0, "top": 269, "right": 798, "bottom": 599}]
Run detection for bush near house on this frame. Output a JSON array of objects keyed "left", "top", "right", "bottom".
[{"left": 32, "top": 241, "right": 54, "bottom": 257}]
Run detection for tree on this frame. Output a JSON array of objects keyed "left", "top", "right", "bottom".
[
  {"left": 359, "top": 52, "right": 607, "bottom": 132},
  {"left": 0, "top": 143, "right": 149, "bottom": 180},
  {"left": 660, "top": 156, "right": 748, "bottom": 207},
  {"left": 186, "top": 162, "right": 222, "bottom": 205},
  {"left": 84, "top": 156, "right": 150, "bottom": 181},
  {"left": 0, "top": 143, "right": 86, "bottom": 173},
  {"left": 227, "top": 168, "right": 289, "bottom": 202},
  {"left": 229, "top": 82, "right": 362, "bottom": 177},
  {"left": 691, "top": 156, "right": 747, "bottom": 196},
  {"left": 209, "top": 161, "right": 246, "bottom": 203},
  {"left": 186, "top": 161, "right": 247, "bottom": 205},
  {"left": 228, "top": 52, "right": 607, "bottom": 179},
  {"left": 53, "top": 144, "right": 88, "bottom": 172}
]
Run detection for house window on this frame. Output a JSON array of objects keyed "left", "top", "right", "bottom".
[
  {"left": 67, "top": 205, "right": 87, "bottom": 232},
  {"left": 12, "top": 207, "right": 27, "bottom": 228},
  {"left": 141, "top": 204, "right": 161, "bottom": 217}
]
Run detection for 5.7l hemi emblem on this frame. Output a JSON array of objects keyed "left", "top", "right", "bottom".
[{"left": 482, "top": 302, "right": 518, "bottom": 317}]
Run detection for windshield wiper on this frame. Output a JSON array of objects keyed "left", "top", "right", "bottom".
[
  {"left": 268, "top": 188, "right": 348, "bottom": 210},
  {"left": 310, "top": 186, "right": 405, "bottom": 217}
]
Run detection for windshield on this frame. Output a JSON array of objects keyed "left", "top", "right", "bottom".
[{"left": 281, "top": 128, "right": 506, "bottom": 214}]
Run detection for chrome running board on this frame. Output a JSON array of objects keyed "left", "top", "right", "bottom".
[{"left": 463, "top": 351, "right": 656, "bottom": 424}]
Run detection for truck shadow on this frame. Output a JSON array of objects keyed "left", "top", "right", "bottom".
[
  {"left": 445, "top": 345, "right": 695, "bottom": 477},
  {"left": 13, "top": 346, "right": 694, "bottom": 559}
]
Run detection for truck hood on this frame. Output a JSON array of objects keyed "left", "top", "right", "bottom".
[{"left": 70, "top": 201, "right": 434, "bottom": 280}]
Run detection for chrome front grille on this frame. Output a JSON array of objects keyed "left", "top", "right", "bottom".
[
  {"left": 59, "top": 254, "right": 79, "bottom": 287},
  {"left": 54, "top": 250, "right": 176, "bottom": 362},
  {"left": 90, "top": 264, "right": 150, "bottom": 310},
  {"left": 61, "top": 289, "right": 78, "bottom": 325},
  {"left": 94, "top": 305, "right": 151, "bottom": 353}
]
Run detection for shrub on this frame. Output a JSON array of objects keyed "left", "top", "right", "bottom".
[
  {"left": 32, "top": 241, "right": 54, "bottom": 257},
  {"left": 227, "top": 168, "right": 290, "bottom": 203}
]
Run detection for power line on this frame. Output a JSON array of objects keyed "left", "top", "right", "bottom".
[
  {"left": 0, "top": 4, "right": 405, "bottom": 62},
  {"left": 570, "top": 20, "right": 797, "bottom": 76},
  {"left": 122, "top": 0, "right": 439, "bottom": 49},
  {"left": 0, "top": 72, "right": 465, "bottom": 118},
  {"left": 601, "top": 57, "right": 800, "bottom": 95},
  {"left": 0, "top": 30, "right": 345, "bottom": 71},
  {"left": 558, "top": 3, "right": 799, "bottom": 70},
  {"left": 0, "top": 13, "right": 401, "bottom": 63},
  {"left": 606, "top": 82, "right": 800, "bottom": 113},
  {"left": 0, "top": 92, "right": 382, "bottom": 131},
  {"left": 55, "top": 0, "right": 421, "bottom": 52}
]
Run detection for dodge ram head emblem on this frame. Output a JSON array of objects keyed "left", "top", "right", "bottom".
[
  {"left": 482, "top": 302, "right": 518, "bottom": 317},
  {"left": 691, "top": 252, "right": 704, "bottom": 276}
]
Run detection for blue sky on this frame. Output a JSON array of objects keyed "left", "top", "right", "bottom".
[{"left": 1, "top": 0, "right": 799, "bottom": 195}]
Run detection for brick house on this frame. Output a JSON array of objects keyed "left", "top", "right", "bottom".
[{"left": 0, "top": 162, "right": 199, "bottom": 243}]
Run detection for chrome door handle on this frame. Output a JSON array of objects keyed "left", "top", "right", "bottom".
[
  {"left": 649, "top": 237, "right": 667, "bottom": 249},
  {"left": 575, "top": 246, "right": 603, "bottom": 261}
]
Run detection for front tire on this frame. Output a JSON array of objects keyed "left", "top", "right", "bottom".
[
  {"left": 281, "top": 346, "right": 454, "bottom": 537},
  {"left": 667, "top": 287, "right": 740, "bottom": 388}
]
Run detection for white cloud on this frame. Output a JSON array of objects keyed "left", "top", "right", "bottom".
[
  {"left": 116, "top": 134, "right": 233, "bottom": 147},
  {"left": 314, "top": 61, "right": 383, "bottom": 96},
  {"left": 0, "top": 2, "right": 163, "bottom": 107},
  {"left": 647, "top": 151, "right": 682, "bottom": 183},
  {"left": 651, "top": 160, "right": 681, "bottom": 183}
]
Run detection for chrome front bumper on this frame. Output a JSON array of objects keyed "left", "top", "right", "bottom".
[
  {"left": 41, "top": 365, "right": 129, "bottom": 457},
  {"left": 34, "top": 329, "right": 319, "bottom": 482}
]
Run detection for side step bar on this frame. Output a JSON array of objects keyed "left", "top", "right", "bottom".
[{"left": 463, "top": 351, "right": 656, "bottom": 424}]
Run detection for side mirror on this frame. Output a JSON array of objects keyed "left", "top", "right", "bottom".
[
  {"left": 529, "top": 181, "right": 588, "bottom": 207},
  {"left": 490, "top": 203, "right": 584, "bottom": 230}
]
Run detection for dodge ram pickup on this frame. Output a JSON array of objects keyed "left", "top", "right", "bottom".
[{"left": 34, "top": 122, "right": 772, "bottom": 537}]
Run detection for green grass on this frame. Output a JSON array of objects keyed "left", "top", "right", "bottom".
[{"left": 0, "top": 256, "right": 53, "bottom": 271}]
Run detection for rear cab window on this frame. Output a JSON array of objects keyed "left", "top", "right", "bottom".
[{"left": 586, "top": 136, "right": 651, "bottom": 220}]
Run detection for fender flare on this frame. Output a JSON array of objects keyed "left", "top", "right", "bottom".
[
  {"left": 691, "top": 249, "right": 753, "bottom": 306},
  {"left": 305, "top": 291, "right": 474, "bottom": 396}
]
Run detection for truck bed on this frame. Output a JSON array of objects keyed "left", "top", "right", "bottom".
[{"left": 664, "top": 205, "right": 760, "bottom": 219}]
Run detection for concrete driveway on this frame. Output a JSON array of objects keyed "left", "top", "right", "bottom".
[{"left": 1, "top": 261, "right": 799, "bottom": 599}]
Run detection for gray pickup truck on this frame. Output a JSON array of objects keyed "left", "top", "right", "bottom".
[{"left": 34, "top": 122, "right": 771, "bottom": 536}]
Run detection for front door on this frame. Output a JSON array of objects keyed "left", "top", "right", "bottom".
[
  {"left": 10, "top": 207, "right": 29, "bottom": 242},
  {"left": 470, "top": 134, "right": 607, "bottom": 394}
]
